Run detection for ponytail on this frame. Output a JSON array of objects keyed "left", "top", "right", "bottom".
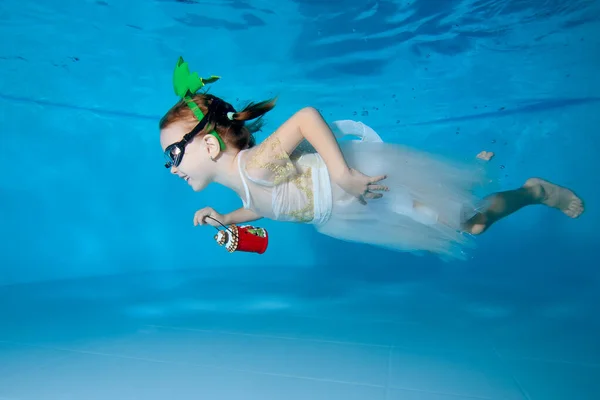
[
  {"left": 230, "top": 98, "right": 277, "bottom": 122},
  {"left": 229, "top": 97, "right": 277, "bottom": 137}
]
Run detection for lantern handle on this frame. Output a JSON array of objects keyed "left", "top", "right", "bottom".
[{"left": 204, "top": 215, "right": 236, "bottom": 235}]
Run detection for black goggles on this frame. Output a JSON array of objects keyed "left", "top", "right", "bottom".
[
  {"left": 163, "top": 97, "right": 232, "bottom": 169},
  {"left": 163, "top": 113, "right": 210, "bottom": 169}
]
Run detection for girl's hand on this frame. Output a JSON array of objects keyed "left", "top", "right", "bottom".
[
  {"left": 193, "top": 207, "right": 227, "bottom": 227},
  {"left": 336, "top": 168, "right": 388, "bottom": 205}
]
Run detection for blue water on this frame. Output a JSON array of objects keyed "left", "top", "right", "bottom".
[{"left": 1, "top": 0, "right": 599, "bottom": 399}]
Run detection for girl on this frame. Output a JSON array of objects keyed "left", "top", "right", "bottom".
[{"left": 160, "top": 58, "right": 584, "bottom": 260}]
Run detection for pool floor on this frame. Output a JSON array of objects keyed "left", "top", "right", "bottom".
[{"left": 1, "top": 282, "right": 598, "bottom": 400}]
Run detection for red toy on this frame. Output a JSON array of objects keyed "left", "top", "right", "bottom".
[{"left": 208, "top": 217, "right": 269, "bottom": 254}]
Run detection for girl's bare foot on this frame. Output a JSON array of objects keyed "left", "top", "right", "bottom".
[
  {"left": 524, "top": 177, "right": 584, "bottom": 218},
  {"left": 476, "top": 151, "right": 494, "bottom": 161}
]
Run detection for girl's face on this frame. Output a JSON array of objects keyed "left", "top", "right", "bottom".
[{"left": 160, "top": 120, "right": 216, "bottom": 192}]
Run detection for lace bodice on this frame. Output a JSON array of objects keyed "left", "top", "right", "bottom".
[
  {"left": 238, "top": 134, "right": 327, "bottom": 223},
  {"left": 236, "top": 120, "right": 383, "bottom": 225}
]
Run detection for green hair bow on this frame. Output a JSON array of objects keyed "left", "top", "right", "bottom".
[{"left": 173, "top": 56, "right": 226, "bottom": 150}]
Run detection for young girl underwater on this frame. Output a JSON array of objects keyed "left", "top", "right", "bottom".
[{"left": 159, "top": 57, "right": 585, "bottom": 260}]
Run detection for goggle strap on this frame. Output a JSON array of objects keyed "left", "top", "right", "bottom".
[
  {"left": 183, "top": 94, "right": 227, "bottom": 150},
  {"left": 184, "top": 95, "right": 205, "bottom": 121}
]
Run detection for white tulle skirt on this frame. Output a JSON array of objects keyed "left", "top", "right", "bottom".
[{"left": 314, "top": 121, "right": 491, "bottom": 261}]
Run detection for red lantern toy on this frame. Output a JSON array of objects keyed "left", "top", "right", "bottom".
[{"left": 206, "top": 217, "right": 269, "bottom": 254}]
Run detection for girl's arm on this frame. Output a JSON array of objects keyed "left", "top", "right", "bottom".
[
  {"left": 223, "top": 207, "right": 262, "bottom": 225},
  {"left": 251, "top": 107, "right": 387, "bottom": 202},
  {"left": 195, "top": 207, "right": 262, "bottom": 227},
  {"left": 273, "top": 107, "right": 351, "bottom": 181}
]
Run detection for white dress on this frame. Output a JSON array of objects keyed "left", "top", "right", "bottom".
[{"left": 236, "top": 120, "right": 489, "bottom": 260}]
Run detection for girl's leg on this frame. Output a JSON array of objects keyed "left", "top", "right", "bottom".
[{"left": 464, "top": 177, "right": 584, "bottom": 235}]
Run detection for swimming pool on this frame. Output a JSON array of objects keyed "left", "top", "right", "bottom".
[{"left": 1, "top": 0, "right": 599, "bottom": 399}]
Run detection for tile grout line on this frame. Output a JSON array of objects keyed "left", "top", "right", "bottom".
[
  {"left": 0, "top": 325, "right": 487, "bottom": 361},
  {"left": 143, "top": 323, "right": 500, "bottom": 355},
  {"left": 384, "top": 387, "right": 494, "bottom": 400},
  {"left": 149, "top": 308, "right": 424, "bottom": 326},
  {"left": 0, "top": 93, "right": 159, "bottom": 121},
  {"left": 0, "top": 339, "right": 386, "bottom": 389},
  {"left": 266, "top": 312, "right": 422, "bottom": 326},
  {"left": 382, "top": 345, "right": 495, "bottom": 400},
  {"left": 384, "top": 345, "right": 393, "bottom": 400},
  {"left": 2, "top": 92, "right": 597, "bottom": 127},
  {"left": 492, "top": 345, "right": 532, "bottom": 400},
  {"left": 499, "top": 353, "right": 600, "bottom": 368},
  {"left": 144, "top": 324, "right": 391, "bottom": 348}
]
